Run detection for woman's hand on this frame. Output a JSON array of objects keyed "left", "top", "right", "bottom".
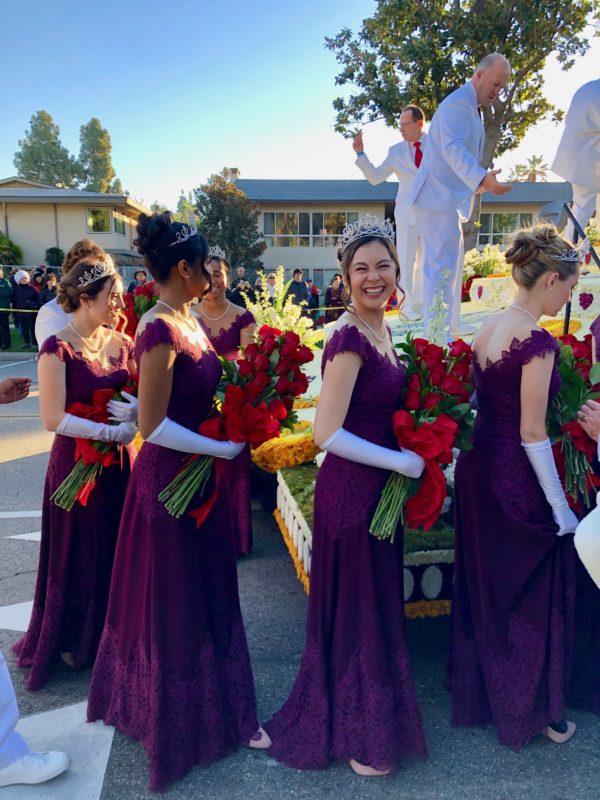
[{"left": 577, "top": 399, "right": 600, "bottom": 443}]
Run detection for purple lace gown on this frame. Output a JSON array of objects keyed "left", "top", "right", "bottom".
[
  {"left": 13, "top": 336, "right": 134, "bottom": 690},
  {"left": 567, "top": 313, "right": 600, "bottom": 714},
  {"left": 87, "top": 319, "right": 259, "bottom": 792},
  {"left": 448, "top": 330, "right": 576, "bottom": 748},
  {"left": 265, "top": 324, "right": 427, "bottom": 770},
  {"left": 199, "top": 309, "right": 255, "bottom": 556}
]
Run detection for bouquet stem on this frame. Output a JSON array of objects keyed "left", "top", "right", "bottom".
[
  {"left": 51, "top": 461, "right": 102, "bottom": 511},
  {"left": 369, "top": 473, "right": 410, "bottom": 544},
  {"left": 158, "top": 455, "right": 213, "bottom": 518}
]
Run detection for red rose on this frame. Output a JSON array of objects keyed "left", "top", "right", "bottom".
[
  {"left": 407, "top": 373, "right": 421, "bottom": 391},
  {"left": 429, "top": 366, "right": 446, "bottom": 387},
  {"left": 448, "top": 339, "right": 471, "bottom": 358},
  {"left": 224, "top": 400, "right": 280, "bottom": 446},
  {"left": 563, "top": 419, "right": 598, "bottom": 461},
  {"left": 280, "top": 331, "right": 301, "bottom": 357},
  {"left": 244, "top": 343, "right": 259, "bottom": 361},
  {"left": 574, "top": 361, "right": 591, "bottom": 381},
  {"left": 274, "top": 357, "right": 293, "bottom": 376},
  {"left": 393, "top": 410, "right": 457, "bottom": 460},
  {"left": 259, "top": 337, "right": 279, "bottom": 356},
  {"left": 421, "top": 344, "right": 445, "bottom": 370},
  {"left": 450, "top": 360, "right": 470, "bottom": 381},
  {"left": 275, "top": 375, "right": 292, "bottom": 395},
  {"left": 406, "top": 461, "right": 447, "bottom": 530},
  {"left": 282, "top": 395, "right": 295, "bottom": 411},
  {"left": 258, "top": 325, "right": 282, "bottom": 338},
  {"left": 254, "top": 353, "right": 271, "bottom": 372},
  {"left": 423, "top": 392, "right": 443, "bottom": 410},
  {"left": 245, "top": 371, "right": 271, "bottom": 402},
  {"left": 441, "top": 373, "right": 467, "bottom": 397},
  {"left": 413, "top": 338, "right": 429, "bottom": 356},
  {"left": 404, "top": 390, "right": 421, "bottom": 411},
  {"left": 559, "top": 334, "right": 578, "bottom": 347},
  {"left": 237, "top": 359, "right": 254, "bottom": 378},
  {"left": 572, "top": 341, "right": 591, "bottom": 361},
  {"left": 289, "top": 374, "right": 309, "bottom": 396},
  {"left": 269, "top": 399, "right": 288, "bottom": 420},
  {"left": 199, "top": 416, "right": 227, "bottom": 441},
  {"left": 296, "top": 345, "right": 314, "bottom": 365}
]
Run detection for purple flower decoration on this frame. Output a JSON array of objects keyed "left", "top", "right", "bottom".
[
  {"left": 477, "top": 286, "right": 483, "bottom": 299},
  {"left": 579, "top": 292, "right": 594, "bottom": 310}
]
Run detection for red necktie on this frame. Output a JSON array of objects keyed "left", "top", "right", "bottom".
[{"left": 413, "top": 141, "right": 422, "bottom": 168}]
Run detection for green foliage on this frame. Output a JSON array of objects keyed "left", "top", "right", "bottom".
[
  {"left": 325, "top": 0, "right": 598, "bottom": 164},
  {"left": 508, "top": 155, "right": 549, "bottom": 182},
  {"left": 194, "top": 170, "right": 267, "bottom": 270},
  {"left": 0, "top": 232, "right": 24, "bottom": 266},
  {"left": 463, "top": 244, "right": 507, "bottom": 277},
  {"left": 174, "top": 190, "right": 198, "bottom": 224},
  {"left": 44, "top": 247, "right": 64, "bottom": 267},
  {"left": 14, "top": 111, "right": 79, "bottom": 187},
  {"left": 78, "top": 118, "right": 117, "bottom": 192}
]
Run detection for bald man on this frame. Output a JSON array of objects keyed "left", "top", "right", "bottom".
[{"left": 407, "top": 53, "right": 512, "bottom": 340}]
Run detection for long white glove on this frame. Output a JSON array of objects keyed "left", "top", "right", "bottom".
[
  {"left": 56, "top": 413, "right": 137, "bottom": 445},
  {"left": 322, "top": 427, "right": 425, "bottom": 479},
  {"left": 107, "top": 391, "right": 138, "bottom": 423},
  {"left": 522, "top": 438, "right": 578, "bottom": 535},
  {"left": 145, "top": 417, "right": 245, "bottom": 460}
]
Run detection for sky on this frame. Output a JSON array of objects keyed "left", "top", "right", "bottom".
[{"left": 1, "top": 1, "right": 598, "bottom": 210}]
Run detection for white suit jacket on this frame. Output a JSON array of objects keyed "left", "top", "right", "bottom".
[
  {"left": 355, "top": 133, "right": 427, "bottom": 226},
  {"left": 407, "top": 82, "right": 486, "bottom": 220},
  {"left": 552, "top": 79, "right": 600, "bottom": 191}
]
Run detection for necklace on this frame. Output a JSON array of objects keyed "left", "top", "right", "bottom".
[
  {"left": 511, "top": 304, "right": 539, "bottom": 325},
  {"left": 156, "top": 300, "right": 198, "bottom": 333},
  {"left": 199, "top": 300, "right": 230, "bottom": 322},
  {"left": 68, "top": 322, "right": 109, "bottom": 353},
  {"left": 350, "top": 308, "right": 387, "bottom": 343}
]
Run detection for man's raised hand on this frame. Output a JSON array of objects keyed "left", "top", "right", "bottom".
[{"left": 352, "top": 133, "right": 364, "bottom": 154}]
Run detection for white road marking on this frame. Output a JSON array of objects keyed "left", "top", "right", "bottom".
[
  {"left": 0, "top": 511, "right": 42, "bottom": 518},
  {"left": 0, "top": 600, "right": 33, "bottom": 632},
  {"left": 7, "top": 531, "right": 41, "bottom": 541}
]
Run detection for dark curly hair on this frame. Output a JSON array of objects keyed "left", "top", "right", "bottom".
[{"left": 134, "top": 211, "right": 210, "bottom": 284}]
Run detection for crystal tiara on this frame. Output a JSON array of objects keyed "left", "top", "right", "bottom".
[
  {"left": 338, "top": 214, "right": 395, "bottom": 254},
  {"left": 169, "top": 212, "right": 198, "bottom": 247},
  {"left": 560, "top": 238, "right": 590, "bottom": 262},
  {"left": 208, "top": 245, "right": 227, "bottom": 260},
  {"left": 77, "top": 261, "right": 115, "bottom": 289}
]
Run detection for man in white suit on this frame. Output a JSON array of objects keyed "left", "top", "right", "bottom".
[
  {"left": 552, "top": 79, "right": 600, "bottom": 242},
  {"left": 352, "top": 105, "right": 426, "bottom": 321},
  {"left": 407, "top": 53, "right": 512, "bottom": 340}
]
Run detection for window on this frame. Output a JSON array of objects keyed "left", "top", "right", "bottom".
[
  {"left": 113, "top": 213, "right": 126, "bottom": 236},
  {"left": 478, "top": 212, "right": 533, "bottom": 248},
  {"left": 263, "top": 210, "right": 359, "bottom": 247},
  {"left": 86, "top": 207, "right": 111, "bottom": 233}
]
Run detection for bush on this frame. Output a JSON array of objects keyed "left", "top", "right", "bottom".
[
  {"left": 45, "top": 247, "right": 65, "bottom": 267},
  {"left": 463, "top": 244, "right": 507, "bottom": 278},
  {"left": 0, "top": 233, "right": 24, "bottom": 266}
]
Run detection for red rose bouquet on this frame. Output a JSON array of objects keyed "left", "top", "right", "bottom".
[
  {"left": 51, "top": 379, "right": 137, "bottom": 511},
  {"left": 133, "top": 281, "right": 158, "bottom": 317},
  {"left": 548, "top": 333, "right": 600, "bottom": 511},
  {"left": 369, "top": 335, "right": 475, "bottom": 541},
  {"left": 158, "top": 325, "right": 314, "bottom": 524}
]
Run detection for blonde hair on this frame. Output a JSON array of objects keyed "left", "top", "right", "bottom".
[
  {"left": 338, "top": 235, "right": 402, "bottom": 308},
  {"left": 504, "top": 224, "right": 580, "bottom": 289}
]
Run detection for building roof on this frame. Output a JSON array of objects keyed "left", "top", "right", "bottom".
[
  {"left": 236, "top": 178, "right": 573, "bottom": 205},
  {"left": 0, "top": 183, "right": 150, "bottom": 216},
  {"left": 0, "top": 176, "right": 55, "bottom": 189}
]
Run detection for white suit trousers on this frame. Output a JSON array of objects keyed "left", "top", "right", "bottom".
[
  {"left": 565, "top": 183, "right": 600, "bottom": 242},
  {"left": 394, "top": 214, "right": 423, "bottom": 313},
  {"left": 414, "top": 208, "right": 463, "bottom": 339},
  {"left": 0, "top": 651, "right": 29, "bottom": 768}
]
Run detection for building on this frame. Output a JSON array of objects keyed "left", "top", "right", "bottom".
[
  {"left": 236, "top": 178, "right": 573, "bottom": 289},
  {"left": 0, "top": 177, "right": 151, "bottom": 266}
]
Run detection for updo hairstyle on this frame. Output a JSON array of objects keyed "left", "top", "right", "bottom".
[
  {"left": 62, "top": 239, "right": 108, "bottom": 276},
  {"left": 505, "top": 224, "right": 580, "bottom": 288},
  {"left": 57, "top": 257, "right": 117, "bottom": 313},
  {"left": 338, "top": 234, "right": 402, "bottom": 308},
  {"left": 134, "top": 211, "right": 209, "bottom": 284}
]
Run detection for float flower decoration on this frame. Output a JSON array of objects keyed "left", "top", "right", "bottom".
[
  {"left": 547, "top": 333, "right": 600, "bottom": 512},
  {"left": 158, "top": 324, "right": 315, "bottom": 525},
  {"left": 369, "top": 334, "right": 475, "bottom": 542}
]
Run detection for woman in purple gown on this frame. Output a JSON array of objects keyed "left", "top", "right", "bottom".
[
  {"left": 193, "top": 252, "right": 256, "bottom": 555},
  {"left": 87, "top": 212, "right": 269, "bottom": 792},
  {"left": 14, "top": 259, "right": 137, "bottom": 690},
  {"left": 448, "top": 225, "right": 581, "bottom": 748},
  {"left": 265, "top": 216, "right": 427, "bottom": 776}
]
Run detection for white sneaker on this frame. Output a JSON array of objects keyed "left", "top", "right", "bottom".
[
  {"left": 0, "top": 751, "right": 70, "bottom": 786},
  {"left": 451, "top": 323, "right": 477, "bottom": 337}
]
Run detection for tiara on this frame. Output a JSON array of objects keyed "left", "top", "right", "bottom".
[
  {"left": 208, "top": 245, "right": 227, "bottom": 260},
  {"left": 169, "top": 212, "right": 198, "bottom": 247},
  {"left": 338, "top": 214, "right": 395, "bottom": 254},
  {"left": 78, "top": 261, "right": 115, "bottom": 289},
  {"left": 560, "top": 238, "right": 590, "bottom": 262}
]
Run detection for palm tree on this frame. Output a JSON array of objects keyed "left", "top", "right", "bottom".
[
  {"left": 508, "top": 164, "right": 526, "bottom": 181},
  {"left": 521, "top": 155, "right": 549, "bottom": 182}
]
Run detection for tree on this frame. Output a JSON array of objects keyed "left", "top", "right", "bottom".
[
  {"left": 194, "top": 171, "right": 267, "bottom": 269},
  {"left": 0, "top": 233, "right": 24, "bottom": 266},
  {"left": 13, "top": 111, "right": 79, "bottom": 188},
  {"left": 175, "top": 190, "right": 198, "bottom": 224},
  {"left": 45, "top": 247, "right": 65, "bottom": 267},
  {"left": 507, "top": 165, "right": 526, "bottom": 181},
  {"left": 521, "top": 155, "right": 550, "bottom": 182},
  {"left": 112, "top": 178, "right": 123, "bottom": 193},
  {"left": 78, "top": 118, "right": 118, "bottom": 193},
  {"left": 325, "top": 0, "right": 598, "bottom": 246}
]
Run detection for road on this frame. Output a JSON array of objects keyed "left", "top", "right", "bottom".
[{"left": 0, "top": 358, "right": 598, "bottom": 799}]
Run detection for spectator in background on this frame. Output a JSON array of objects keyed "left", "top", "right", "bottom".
[
  {"left": 286, "top": 268, "right": 309, "bottom": 308},
  {"left": 325, "top": 274, "right": 344, "bottom": 322},
  {"left": 230, "top": 266, "right": 252, "bottom": 307},
  {"left": 0, "top": 270, "right": 12, "bottom": 350},
  {"left": 127, "top": 269, "right": 148, "bottom": 294},
  {"left": 306, "top": 278, "right": 320, "bottom": 323},
  {"left": 39, "top": 273, "right": 57, "bottom": 306},
  {"left": 266, "top": 272, "right": 277, "bottom": 301},
  {"left": 31, "top": 272, "right": 44, "bottom": 295},
  {"left": 12, "top": 271, "right": 38, "bottom": 350}
]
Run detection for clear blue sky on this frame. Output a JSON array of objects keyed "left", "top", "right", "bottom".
[{"left": 1, "top": 1, "right": 598, "bottom": 209}]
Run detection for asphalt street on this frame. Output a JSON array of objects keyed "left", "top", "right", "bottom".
[{"left": 0, "top": 356, "right": 598, "bottom": 800}]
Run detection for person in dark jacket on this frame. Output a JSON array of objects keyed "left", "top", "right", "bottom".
[
  {"left": 12, "top": 271, "right": 39, "bottom": 349},
  {"left": 285, "top": 269, "right": 309, "bottom": 308},
  {"left": 0, "top": 269, "right": 13, "bottom": 349},
  {"left": 39, "top": 273, "right": 58, "bottom": 306}
]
